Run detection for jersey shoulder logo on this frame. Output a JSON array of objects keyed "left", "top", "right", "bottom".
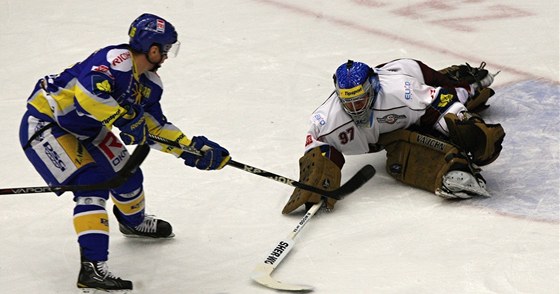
[{"left": 96, "top": 79, "right": 112, "bottom": 93}]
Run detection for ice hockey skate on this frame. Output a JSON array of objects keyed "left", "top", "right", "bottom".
[
  {"left": 77, "top": 259, "right": 132, "bottom": 293},
  {"left": 113, "top": 206, "right": 175, "bottom": 239},
  {"left": 436, "top": 170, "right": 491, "bottom": 199}
]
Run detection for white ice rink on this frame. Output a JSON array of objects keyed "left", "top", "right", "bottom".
[{"left": 0, "top": 1, "right": 558, "bottom": 293}]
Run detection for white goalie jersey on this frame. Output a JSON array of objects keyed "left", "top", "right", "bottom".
[{"left": 304, "top": 59, "right": 441, "bottom": 155}]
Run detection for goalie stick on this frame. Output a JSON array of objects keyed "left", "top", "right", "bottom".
[
  {"left": 0, "top": 144, "right": 150, "bottom": 195},
  {"left": 251, "top": 201, "right": 322, "bottom": 292},
  {"left": 147, "top": 134, "right": 376, "bottom": 200}
]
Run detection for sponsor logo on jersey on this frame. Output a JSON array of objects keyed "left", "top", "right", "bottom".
[
  {"left": 95, "top": 79, "right": 112, "bottom": 93},
  {"left": 377, "top": 114, "right": 406, "bottom": 124},
  {"left": 437, "top": 94, "right": 454, "bottom": 107},
  {"left": 312, "top": 113, "right": 326, "bottom": 126},
  {"left": 43, "top": 142, "right": 67, "bottom": 171},
  {"left": 404, "top": 81, "right": 412, "bottom": 100},
  {"left": 91, "top": 65, "right": 114, "bottom": 79},
  {"left": 132, "top": 83, "right": 151, "bottom": 104},
  {"left": 111, "top": 51, "right": 131, "bottom": 67},
  {"left": 98, "top": 132, "right": 129, "bottom": 168},
  {"left": 305, "top": 135, "right": 313, "bottom": 146},
  {"left": 101, "top": 107, "right": 124, "bottom": 126}
]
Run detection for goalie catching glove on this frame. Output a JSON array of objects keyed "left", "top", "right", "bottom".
[
  {"left": 439, "top": 62, "right": 497, "bottom": 113},
  {"left": 181, "top": 136, "right": 231, "bottom": 170},
  {"left": 282, "top": 146, "right": 344, "bottom": 214},
  {"left": 444, "top": 112, "right": 505, "bottom": 166}
]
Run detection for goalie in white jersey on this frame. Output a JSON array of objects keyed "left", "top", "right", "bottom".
[{"left": 283, "top": 59, "right": 505, "bottom": 214}]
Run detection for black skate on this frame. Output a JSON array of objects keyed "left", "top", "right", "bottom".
[
  {"left": 113, "top": 206, "right": 174, "bottom": 239},
  {"left": 77, "top": 260, "right": 132, "bottom": 293}
]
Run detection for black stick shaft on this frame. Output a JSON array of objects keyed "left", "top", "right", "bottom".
[
  {"left": 148, "top": 134, "right": 375, "bottom": 199},
  {"left": 0, "top": 144, "right": 150, "bottom": 195}
]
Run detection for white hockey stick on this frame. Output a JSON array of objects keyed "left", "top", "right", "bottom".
[{"left": 251, "top": 201, "right": 323, "bottom": 292}]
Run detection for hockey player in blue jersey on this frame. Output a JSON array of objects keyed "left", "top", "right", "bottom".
[{"left": 19, "top": 13, "right": 230, "bottom": 292}]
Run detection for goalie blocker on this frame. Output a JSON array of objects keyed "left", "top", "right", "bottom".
[{"left": 282, "top": 146, "right": 343, "bottom": 214}]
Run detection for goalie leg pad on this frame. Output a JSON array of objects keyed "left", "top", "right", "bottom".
[
  {"left": 444, "top": 113, "right": 505, "bottom": 166},
  {"left": 379, "top": 129, "right": 480, "bottom": 196},
  {"left": 282, "top": 147, "right": 341, "bottom": 214}
]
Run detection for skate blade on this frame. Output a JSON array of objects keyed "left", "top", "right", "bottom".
[
  {"left": 79, "top": 288, "right": 131, "bottom": 293},
  {"left": 122, "top": 232, "right": 175, "bottom": 239}
]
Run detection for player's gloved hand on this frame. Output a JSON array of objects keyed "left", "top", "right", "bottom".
[
  {"left": 181, "top": 136, "right": 230, "bottom": 170},
  {"left": 114, "top": 104, "right": 148, "bottom": 145}
]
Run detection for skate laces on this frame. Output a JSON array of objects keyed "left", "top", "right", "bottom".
[
  {"left": 96, "top": 261, "right": 118, "bottom": 280},
  {"left": 134, "top": 215, "right": 157, "bottom": 233}
]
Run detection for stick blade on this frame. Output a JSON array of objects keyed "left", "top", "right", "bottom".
[
  {"left": 252, "top": 264, "right": 314, "bottom": 292},
  {"left": 332, "top": 164, "right": 376, "bottom": 199}
]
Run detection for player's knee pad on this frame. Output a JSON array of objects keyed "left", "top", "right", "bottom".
[
  {"left": 380, "top": 129, "right": 473, "bottom": 193},
  {"left": 73, "top": 196, "right": 110, "bottom": 237},
  {"left": 444, "top": 112, "right": 505, "bottom": 166},
  {"left": 73, "top": 196, "right": 110, "bottom": 261}
]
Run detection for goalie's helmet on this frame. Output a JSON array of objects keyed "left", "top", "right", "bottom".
[
  {"left": 333, "top": 60, "right": 378, "bottom": 127},
  {"left": 128, "top": 13, "right": 180, "bottom": 57}
]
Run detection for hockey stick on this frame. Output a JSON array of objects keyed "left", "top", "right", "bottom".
[
  {"left": 0, "top": 144, "right": 150, "bottom": 195},
  {"left": 251, "top": 201, "right": 323, "bottom": 292},
  {"left": 147, "top": 134, "right": 376, "bottom": 200}
]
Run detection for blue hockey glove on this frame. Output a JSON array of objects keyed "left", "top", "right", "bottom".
[
  {"left": 181, "top": 136, "right": 230, "bottom": 170},
  {"left": 114, "top": 104, "right": 147, "bottom": 145}
]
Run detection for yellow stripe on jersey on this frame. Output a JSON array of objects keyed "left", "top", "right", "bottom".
[
  {"left": 73, "top": 211, "right": 109, "bottom": 236},
  {"left": 145, "top": 113, "right": 191, "bottom": 156},
  {"left": 28, "top": 91, "right": 55, "bottom": 119},
  {"left": 111, "top": 192, "right": 145, "bottom": 216},
  {"left": 56, "top": 134, "right": 95, "bottom": 168},
  {"left": 73, "top": 82, "right": 125, "bottom": 127}
]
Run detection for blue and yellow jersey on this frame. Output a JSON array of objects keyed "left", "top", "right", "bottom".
[{"left": 25, "top": 43, "right": 190, "bottom": 156}]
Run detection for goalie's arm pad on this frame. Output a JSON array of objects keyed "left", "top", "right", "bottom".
[{"left": 282, "top": 145, "right": 344, "bottom": 214}]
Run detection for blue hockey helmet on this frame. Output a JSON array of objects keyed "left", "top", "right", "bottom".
[
  {"left": 128, "top": 13, "right": 180, "bottom": 57},
  {"left": 333, "top": 60, "right": 377, "bottom": 126}
]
